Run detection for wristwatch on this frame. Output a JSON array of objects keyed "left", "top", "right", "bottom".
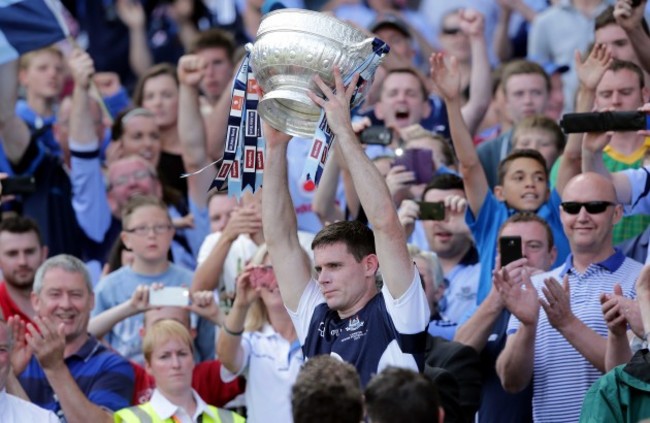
[{"left": 643, "top": 332, "right": 650, "bottom": 350}]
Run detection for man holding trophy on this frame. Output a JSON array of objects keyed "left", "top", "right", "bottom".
[{"left": 261, "top": 66, "right": 430, "bottom": 387}]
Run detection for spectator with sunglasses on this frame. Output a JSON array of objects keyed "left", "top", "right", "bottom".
[
  {"left": 495, "top": 172, "right": 642, "bottom": 422},
  {"left": 583, "top": 103, "right": 650, "bottom": 266}
]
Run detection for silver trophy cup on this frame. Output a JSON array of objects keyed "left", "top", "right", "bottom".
[{"left": 250, "top": 9, "right": 381, "bottom": 137}]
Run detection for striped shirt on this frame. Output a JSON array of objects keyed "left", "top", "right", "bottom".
[
  {"left": 507, "top": 250, "right": 642, "bottom": 423},
  {"left": 19, "top": 336, "right": 134, "bottom": 419}
]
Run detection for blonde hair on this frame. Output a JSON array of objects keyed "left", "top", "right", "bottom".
[
  {"left": 19, "top": 45, "right": 63, "bottom": 70},
  {"left": 408, "top": 244, "right": 445, "bottom": 290},
  {"left": 142, "top": 319, "right": 194, "bottom": 364}
]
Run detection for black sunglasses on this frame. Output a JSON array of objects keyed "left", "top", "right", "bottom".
[
  {"left": 441, "top": 27, "right": 461, "bottom": 35},
  {"left": 560, "top": 201, "right": 615, "bottom": 215}
]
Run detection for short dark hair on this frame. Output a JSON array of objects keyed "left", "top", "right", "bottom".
[
  {"left": 501, "top": 60, "right": 550, "bottom": 94},
  {"left": 497, "top": 149, "right": 549, "bottom": 186},
  {"left": 498, "top": 212, "right": 555, "bottom": 251},
  {"left": 291, "top": 356, "right": 363, "bottom": 423},
  {"left": 311, "top": 221, "right": 375, "bottom": 263},
  {"left": 381, "top": 68, "right": 428, "bottom": 101},
  {"left": 608, "top": 59, "right": 645, "bottom": 89},
  {"left": 365, "top": 367, "right": 441, "bottom": 423},
  {"left": 132, "top": 63, "right": 178, "bottom": 107},
  {"left": 0, "top": 216, "right": 43, "bottom": 245},
  {"left": 189, "top": 28, "right": 236, "bottom": 60},
  {"left": 422, "top": 173, "right": 464, "bottom": 199}
]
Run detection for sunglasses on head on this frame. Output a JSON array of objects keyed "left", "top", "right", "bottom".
[{"left": 560, "top": 201, "right": 615, "bottom": 215}]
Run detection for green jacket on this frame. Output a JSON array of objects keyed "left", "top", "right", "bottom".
[{"left": 580, "top": 349, "right": 650, "bottom": 423}]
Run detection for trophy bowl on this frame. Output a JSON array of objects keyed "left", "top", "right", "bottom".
[{"left": 250, "top": 9, "right": 381, "bottom": 138}]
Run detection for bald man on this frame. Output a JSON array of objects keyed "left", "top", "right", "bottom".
[{"left": 495, "top": 173, "right": 643, "bottom": 422}]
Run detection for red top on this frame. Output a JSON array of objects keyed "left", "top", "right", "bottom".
[
  {"left": 0, "top": 282, "right": 34, "bottom": 325},
  {"left": 131, "top": 359, "right": 246, "bottom": 406}
]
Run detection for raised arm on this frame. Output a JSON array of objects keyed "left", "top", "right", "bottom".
[
  {"left": 582, "top": 130, "right": 634, "bottom": 204},
  {"left": 429, "top": 53, "right": 489, "bottom": 217},
  {"left": 309, "top": 69, "right": 414, "bottom": 299},
  {"left": 458, "top": 9, "right": 492, "bottom": 137},
  {"left": 88, "top": 285, "right": 150, "bottom": 339},
  {"left": 177, "top": 54, "right": 217, "bottom": 209},
  {"left": 216, "top": 268, "right": 259, "bottom": 374},
  {"left": 614, "top": 0, "right": 650, "bottom": 74},
  {"left": 115, "top": 0, "right": 152, "bottom": 78},
  {"left": 0, "top": 60, "right": 30, "bottom": 164},
  {"left": 68, "top": 50, "right": 99, "bottom": 145},
  {"left": 261, "top": 125, "right": 312, "bottom": 311},
  {"left": 556, "top": 44, "right": 613, "bottom": 195}
]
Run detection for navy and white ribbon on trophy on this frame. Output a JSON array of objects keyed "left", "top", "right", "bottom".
[
  {"left": 300, "top": 38, "right": 389, "bottom": 186},
  {"left": 211, "top": 39, "right": 388, "bottom": 197},
  {"left": 211, "top": 46, "right": 265, "bottom": 196}
]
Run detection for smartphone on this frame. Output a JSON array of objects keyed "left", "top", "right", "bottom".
[
  {"left": 2, "top": 176, "right": 36, "bottom": 195},
  {"left": 149, "top": 287, "right": 190, "bottom": 307},
  {"left": 500, "top": 236, "right": 523, "bottom": 268},
  {"left": 559, "top": 111, "right": 649, "bottom": 133},
  {"left": 360, "top": 126, "right": 392, "bottom": 145},
  {"left": 391, "top": 148, "right": 435, "bottom": 184},
  {"left": 417, "top": 201, "right": 445, "bottom": 220},
  {"left": 250, "top": 265, "right": 277, "bottom": 289}
]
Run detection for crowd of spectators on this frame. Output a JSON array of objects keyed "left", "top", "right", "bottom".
[{"left": 1, "top": 0, "right": 650, "bottom": 422}]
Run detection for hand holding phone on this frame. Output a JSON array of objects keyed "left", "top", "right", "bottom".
[
  {"left": 417, "top": 201, "right": 445, "bottom": 220},
  {"left": 249, "top": 265, "right": 277, "bottom": 290},
  {"left": 500, "top": 236, "right": 523, "bottom": 268},
  {"left": 391, "top": 149, "right": 435, "bottom": 184},
  {"left": 149, "top": 286, "right": 190, "bottom": 307},
  {"left": 360, "top": 126, "right": 392, "bottom": 145},
  {"left": 1, "top": 176, "right": 36, "bottom": 195}
]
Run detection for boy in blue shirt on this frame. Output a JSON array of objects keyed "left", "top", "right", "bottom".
[{"left": 428, "top": 53, "right": 576, "bottom": 304}]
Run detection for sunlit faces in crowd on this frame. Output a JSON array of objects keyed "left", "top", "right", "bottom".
[
  {"left": 107, "top": 156, "right": 162, "bottom": 214},
  {"left": 511, "top": 115, "right": 565, "bottom": 169},
  {"left": 207, "top": 191, "right": 238, "bottom": 233},
  {"left": 121, "top": 196, "right": 175, "bottom": 264},
  {"left": 494, "top": 150, "right": 550, "bottom": 212},
  {"left": 31, "top": 256, "right": 95, "bottom": 345},
  {"left": 112, "top": 108, "right": 162, "bottom": 166},
  {"left": 438, "top": 10, "right": 471, "bottom": 63},
  {"left": 374, "top": 69, "right": 431, "bottom": 129},
  {"left": 422, "top": 184, "right": 472, "bottom": 262},
  {"left": 594, "top": 62, "right": 648, "bottom": 112},
  {"left": 196, "top": 47, "right": 234, "bottom": 102},
  {"left": 0, "top": 223, "right": 48, "bottom": 291},
  {"left": 312, "top": 222, "right": 378, "bottom": 318},
  {"left": 143, "top": 320, "right": 195, "bottom": 395},
  {"left": 501, "top": 61, "right": 549, "bottom": 124},
  {"left": 133, "top": 64, "right": 179, "bottom": 131},
  {"left": 559, "top": 173, "right": 622, "bottom": 254},
  {"left": 498, "top": 214, "right": 557, "bottom": 272},
  {"left": 18, "top": 47, "right": 65, "bottom": 102}
]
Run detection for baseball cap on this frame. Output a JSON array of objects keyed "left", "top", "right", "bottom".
[{"left": 368, "top": 13, "right": 411, "bottom": 38}]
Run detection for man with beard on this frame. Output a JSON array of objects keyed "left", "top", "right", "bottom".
[{"left": 0, "top": 217, "right": 48, "bottom": 325}]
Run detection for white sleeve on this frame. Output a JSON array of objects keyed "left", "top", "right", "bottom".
[
  {"left": 197, "top": 232, "right": 221, "bottom": 265},
  {"left": 381, "top": 268, "right": 430, "bottom": 334},
  {"left": 287, "top": 279, "right": 325, "bottom": 344}
]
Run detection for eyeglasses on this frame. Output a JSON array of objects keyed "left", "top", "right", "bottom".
[
  {"left": 560, "top": 201, "right": 615, "bottom": 215},
  {"left": 441, "top": 27, "right": 461, "bottom": 36},
  {"left": 125, "top": 224, "right": 173, "bottom": 236},
  {"left": 110, "top": 169, "right": 153, "bottom": 188}
]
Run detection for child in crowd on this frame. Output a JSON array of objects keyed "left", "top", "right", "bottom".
[
  {"left": 511, "top": 115, "right": 565, "bottom": 170},
  {"left": 92, "top": 195, "right": 214, "bottom": 364},
  {"left": 428, "top": 53, "right": 575, "bottom": 304}
]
